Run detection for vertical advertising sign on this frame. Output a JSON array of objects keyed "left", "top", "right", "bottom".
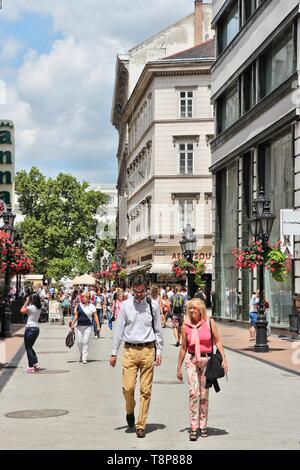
[{"left": 0, "top": 120, "right": 15, "bottom": 210}]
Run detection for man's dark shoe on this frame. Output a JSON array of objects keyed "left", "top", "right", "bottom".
[
  {"left": 136, "top": 428, "right": 145, "bottom": 438},
  {"left": 126, "top": 413, "right": 135, "bottom": 428}
]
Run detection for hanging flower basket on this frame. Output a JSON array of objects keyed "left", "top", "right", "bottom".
[
  {"left": 0, "top": 231, "right": 34, "bottom": 274},
  {"left": 232, "top": 240, "right": 291, "bottom": 282},
  {"left": 171, "top": 259, "right": 206, "bottom": 288},
  {"left": 93, "top": 264, "right": 127, "bottom": 283}
]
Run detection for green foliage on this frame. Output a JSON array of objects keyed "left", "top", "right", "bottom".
[
  {"left": 15, "top": 167, "right": 108, "bottom": 280},
  {"left": 172, "top": 259, "right": 206, "bottom": 288},
  {"left": 266, "top": 248, "right": 290, "bottom": 282}
]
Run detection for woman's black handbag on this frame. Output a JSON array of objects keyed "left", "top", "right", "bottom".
[
  {"left": 65, "top": 329, "right": 75, "bottom": 348},
  {"left": 205, "top": 320, "right": 225, "bottom": 393}
]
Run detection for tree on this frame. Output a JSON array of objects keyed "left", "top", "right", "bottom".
[{"left": 15, "top": 167, "right": 108, "bottom": 279}]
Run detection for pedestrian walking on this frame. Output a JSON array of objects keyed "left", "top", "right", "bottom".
[
  {"left": 249, "top": 290, "right": 260, "bottom": 341},
  {"left": 160, "top": 292, "right": 171, "bottom": 328},
  {"left": 69, "top": 291, "right": 101, "bottom": 364},
  {"left": 112, "top": 291, "right": 123, "bottom": 321},
  {"left": 20, "top": 294, "right": 42, "bottom": 373},
  {"left": 110, "top": 274, "right": 163, "bottom": 438},
  {"left": 93, "top": 287, "right": 106, "bottom": 338},
  {"left": 194, "top": 287, "right": 206, "bottom": 302},
  {"left": 171, "top": 287, "right": 185, "bottom": 346},
  {"left": 177, "top": 299, "right": 228, "bottom": 441}
]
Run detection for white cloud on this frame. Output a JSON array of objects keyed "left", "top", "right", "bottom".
[
  {"left": 0, "top": 37, "right": 24, "bottom": 62},
  {"left": 1, "top": 0, "right": 205, "bottom": 183}
]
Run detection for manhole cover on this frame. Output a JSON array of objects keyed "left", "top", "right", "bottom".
[
  {"left": 38, "top": 351, "right": 68, "bottom": 354},
  {"left": 5, "top": 409, "right": 69, "bottom": 419},
  {"left": 36, "top": 369, "right": 70, "bottom": 374},
  {"left": 153, "top": 380, "right": 182, "bottom": 385}
]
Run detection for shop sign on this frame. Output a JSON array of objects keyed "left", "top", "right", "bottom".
[
  {"left": 0, "top": 121, "right": 15, "bottom": 206},
  {"left": 281, "top": 209, "right": 300, "bottom": 235},
  {"left": 155, "top": 250, "right": 165, "bottom": 256},
  {"left": 172, "top": 252, "right": 211, "bottom": 260}
]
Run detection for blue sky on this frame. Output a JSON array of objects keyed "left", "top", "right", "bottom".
[{"left": 0, "top": 0, "right": 211, "bottom": 184}]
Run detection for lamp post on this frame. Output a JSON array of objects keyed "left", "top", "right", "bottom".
[
  {"left": 249, "top": 188, "right": 275, "bottom": 353},
  {"left": 0, "top": 206, "right": 16, "bottom": 338},
  {"left": 180, "top": 224, "right": 197, "bottom": 299},
  {"left": 14, "top": 232, "right": 22, "bottom": 299}
]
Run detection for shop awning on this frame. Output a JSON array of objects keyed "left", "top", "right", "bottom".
[
  {"left": 149, "top": 263, "right": 172, "bottom": 274},
  {"left": 126, "top": 264, "right": 152, "bottom": 276}
]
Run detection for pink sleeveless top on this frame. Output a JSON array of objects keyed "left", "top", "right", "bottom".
[{"left": 185, "top": 320, "right": 212, "bottom": 355}]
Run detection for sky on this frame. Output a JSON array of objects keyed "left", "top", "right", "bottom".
[{"left": 0, "top": 0, "right": 212, "bottom": 184}]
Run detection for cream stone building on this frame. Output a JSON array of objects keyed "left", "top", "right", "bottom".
[{"left": 111, "top": 2, "right": 215, "bottom": 290}]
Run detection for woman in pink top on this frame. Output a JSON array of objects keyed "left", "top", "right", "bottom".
[
  {"left": 177, "top": 299, "right": 228, "bottom": 441},
  {"left": 112, "top": 292, "right": 123, "bottom": 320}
]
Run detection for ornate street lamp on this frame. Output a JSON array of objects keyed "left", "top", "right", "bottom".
[
  {"left": 249, "top": 188, "right": 275, "bottom": 353},
  {"left": 14, "top": 232, "right": 23, "bottom": 299},
  {"left": 180, "top": 224, "right": 197, "bottom": 299},
  {"left": 0, "top": 205, "right": 16, "bottom": 338}
]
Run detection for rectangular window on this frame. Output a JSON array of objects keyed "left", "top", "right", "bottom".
[
  {"left": 178, "top": 200, "right": 194, "bottom": 231},
  {"left": 179, "top": 143, "right": 193, "bottom": 175},
  {"left": 243, "top": 0, "right": 256, "bottom": 24},
  {"left": 180, "top": 91, "right": 193, "bottom": 118},
  {"left": 218, "top": 1, "right": 239, "bottom": 54},
  {"left": 259, "top": 27, "right": 296, "bottom": 99},
  {"left": 243, "top": 63, "right": 256, "bottom": 113},
  {"left": 217, "top": 81, "right": 240, "bottom": 134}
]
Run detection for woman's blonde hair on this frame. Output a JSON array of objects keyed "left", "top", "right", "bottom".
[{"left": 185, "top": 298, "right": 207, "bottom": 322}]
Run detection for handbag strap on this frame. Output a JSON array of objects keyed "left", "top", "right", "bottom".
[
  {"left": 209, "top": 318, "right": 215, "bottom": 354},
  {"left": 146, "top": 297, "right": 155, "bottom": 335}
]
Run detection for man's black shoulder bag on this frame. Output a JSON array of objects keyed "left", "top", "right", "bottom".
[{"left": 146, "top": 297, "right": 157, "bottom": 360}]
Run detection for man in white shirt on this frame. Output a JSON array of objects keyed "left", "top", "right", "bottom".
[{"left": 110, "top": 275, "right": 163, "bottom": 438}]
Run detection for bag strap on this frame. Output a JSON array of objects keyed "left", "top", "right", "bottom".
[
  {"left": 209, "top": 318, "right": 215, "bottom": 353},
  {"left": 77, "top": 303, "right": 93, "bottom": 325},
  {"left": 146, "top": 297, "right": 157, "bottom": 359}
]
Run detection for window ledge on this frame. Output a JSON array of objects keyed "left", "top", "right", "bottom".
[
  {"left": 211, "top": 72, "right": 297, "bottom": 153},
  {"left": 212, "top": 0, "right": 272, "bottom": 73}
]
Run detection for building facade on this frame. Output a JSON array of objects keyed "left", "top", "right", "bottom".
[
  {"left": 117, "top": 45, "right": 215, "bottom": 286},
  {"left": 210, "top": 0, "right": 299, "bottom": 328},
  {"left": 111, "top": 2, "right": 215, "bottom": 288}
]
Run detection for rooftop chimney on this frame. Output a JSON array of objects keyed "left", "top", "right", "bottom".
[{"left": 194, "top": 0, "right": 204, "bottom": 46}]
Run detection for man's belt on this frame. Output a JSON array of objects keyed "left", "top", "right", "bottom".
[{"left": 125, "top": 341, "right": 154, "bottom": 348}]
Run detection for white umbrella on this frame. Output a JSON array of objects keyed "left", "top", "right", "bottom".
[{"left": 72, "top": 273, "right": 96, "bottom": 285}]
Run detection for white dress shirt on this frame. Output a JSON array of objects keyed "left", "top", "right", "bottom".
[{"left": 111, "top": 297, "right": 164, "bottom": 357}]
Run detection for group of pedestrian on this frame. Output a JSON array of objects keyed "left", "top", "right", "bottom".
[
  {"left": 110, "top": 274, "right": 228, "bottom": 441},
  {"left": 20, "top": 275, "right": 229, "bottom": 442}
]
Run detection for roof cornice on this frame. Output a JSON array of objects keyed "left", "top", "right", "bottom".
[{"left": 122, "top": 60, "right": 213, "bottom": 123}]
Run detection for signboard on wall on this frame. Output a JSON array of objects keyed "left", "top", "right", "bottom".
[
  {"left": 0, "top": 121, "right": 15, "bottom": 208},
  {"left": 281, "top": 210, "right": 300, "bottom": 235},
  {"left": 280, "top": 210, "right": 295, "bottom": 257},
  {"left": 48, "top": 300, "right": 62, "bottom": 323}
]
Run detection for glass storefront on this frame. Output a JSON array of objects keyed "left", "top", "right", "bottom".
[
  {"left": 215, "top": 130, "right": 294, "bottom": 327},
  {"left": 215, "top": 164, "right": 238, "bottom": 319}
]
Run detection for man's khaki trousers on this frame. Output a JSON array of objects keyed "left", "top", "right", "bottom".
[{"left": 122, "top": 343, "right": 155, "bottom": 430}]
